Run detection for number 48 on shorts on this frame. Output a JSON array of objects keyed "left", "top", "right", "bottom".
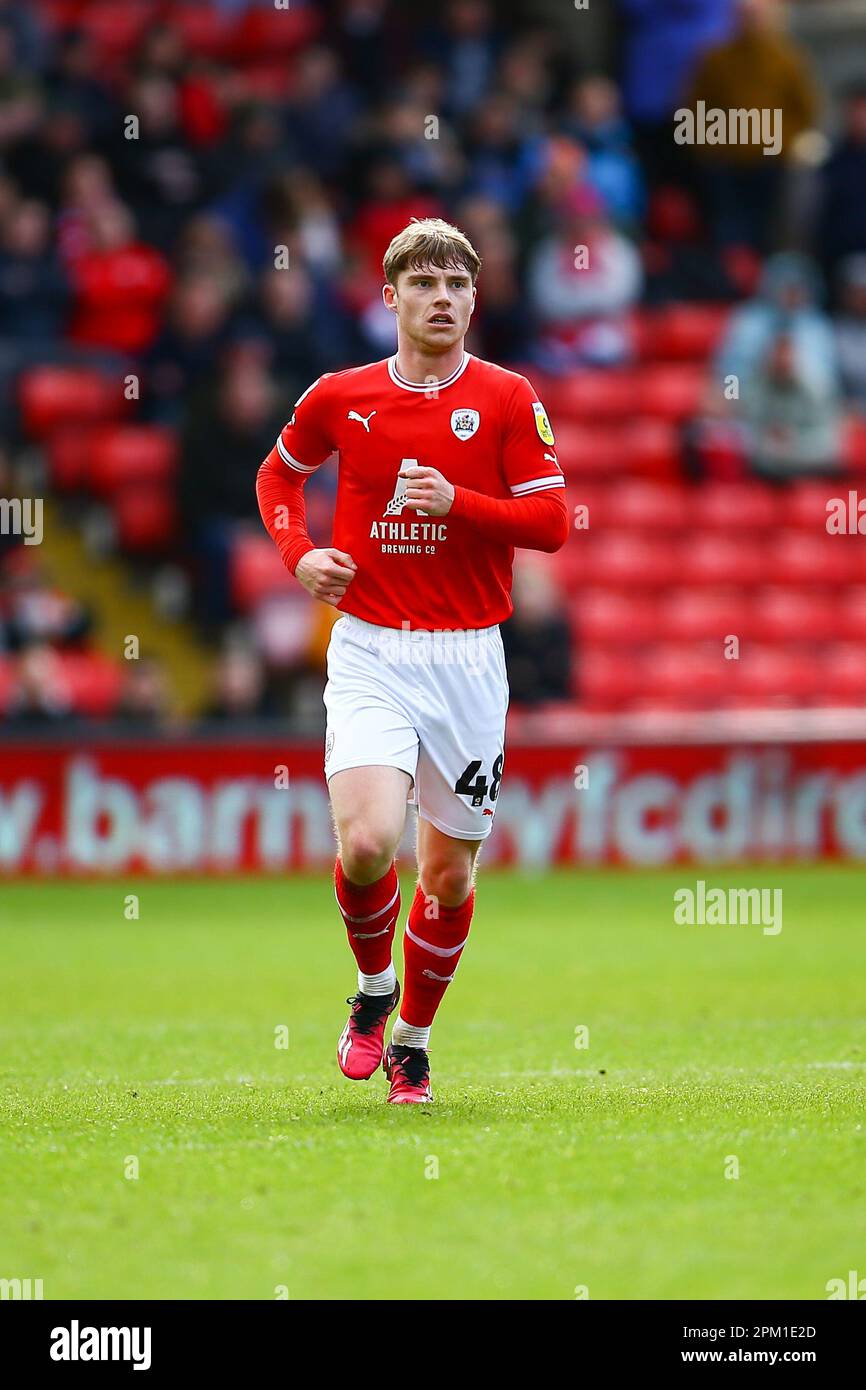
[{"left": 455, "top": 753, "right": 504, "bottom": 808}]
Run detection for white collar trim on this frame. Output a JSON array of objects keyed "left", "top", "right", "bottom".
[{"left": 388, "top": 351, "right": 471, "bottom": 392}]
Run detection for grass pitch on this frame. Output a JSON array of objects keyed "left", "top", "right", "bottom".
[{"left": 0, "top": 867, "right": 863, "bottom": 1301}]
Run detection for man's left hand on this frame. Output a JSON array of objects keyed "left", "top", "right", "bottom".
[{"left": 399, "top": 465, "right": 455, "bottom": 517}]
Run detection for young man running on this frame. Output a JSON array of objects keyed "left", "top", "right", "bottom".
[{"left": 257, "top": 218, "right": 569, "bottom": 1103}]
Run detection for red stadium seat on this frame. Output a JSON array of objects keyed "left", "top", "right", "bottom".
[
  {"left": 167, "top": 4, "right": 234, "bottom": 58},
  {"left": 645, "top": 642, "right": 733, "bottom": 705},
  {"left": 89, "top": 427, "right": 178, "bottom": 496},
  {"left": 554, "top": 419, "right": 681, "bottom": 480},
  {"left": 19, "top": 366, "right": 126, "bottom": 439},
  {"left": 572, "top": 589, "right": 659, "bottom": 644},
  {"left": 47, "top": 428, "right": 101, "bottom": 493},
  {"left": 627, "top": 418, "right": 683, "bottom": 477},
  {"left": 679, "top": 534, "right": 768, "bottom": 586},
  {"left": 780, "top": 481, "right": 841, "bottom": 530},
  {"left": 612, "top": 479, "right": 691, "bottom": 530},
  {"left": 543, "top": 370, "right": 639, "bottom": 422},
  {"left": 56, "top": 651, "right": 123, "bottom": 719},
  {"left": 0, "top": 654, "right": 13, "bottom": 714},
  {"left": 579, "top": 648, "right": 644, "bottom": 707},
  {"left": 113, "top": 484, "right": 177, "bottom": 553},
  {"left": 229, "top": 4, "right": 320, "bottom": 60},
  {"left": 695, "top": 481, "right": 780, "bottom": 531},
  {"left": 636, "top": 363, "right": 704, "bottom": 421},
  {"left": 562, "top": 484, "right": 618, "bottom": 530},
  {"left": 837, "top": 588, "right": 866, "bottom": 640},
  {"left": 751, "top": 588, "right": 839, "bottom": 643},
  {"left": 640, "top": 303, "right": 730, "bottom": 362},
  {"left": 768, "top": 531, "right": 864, "bottom": 586},
  {"left": 230, "top": 533, "right": 291, "bottom": 612},
  {"left": 659, "top": 589, "right": 752, "bottom": 642},
  {"left": 844, "top": 415, "right": 866, "bottom": 472},
  {"left": 731, "top": 645, "right": 819, "bottom": 704},
  {"left": 819, "top": 644, "right": 866, "bottom": 702},
  {"left": 76, "top": 2, "right": 151, "bottom": 61},
  {"left": 554, "top": 423, "right": 626, "bottom": 478},
  {"left": 562, "top": 533, "right": 680, "bottom": 588}
]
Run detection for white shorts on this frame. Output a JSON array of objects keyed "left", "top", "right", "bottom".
[{"left": 323, "top": 613, "right": 509, "bottom": 840}]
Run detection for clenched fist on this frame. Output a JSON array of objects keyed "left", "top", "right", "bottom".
[
  {"left": 295, "top": 548, "right": 357, "bottom": 606},
  {"left": 399, "top": 465, "right": 455, "bottom": 517}
]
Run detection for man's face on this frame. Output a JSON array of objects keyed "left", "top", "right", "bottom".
[{"left": 383, "top": 262, "right": 476, "bottom": 353}]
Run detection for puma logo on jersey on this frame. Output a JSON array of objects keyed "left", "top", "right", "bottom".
[
  {"left": 544, "top": 452, "right": 558, "bottom": 464},
  {"left": 348, "top": 410, "right": 376, "bottom": 432}
]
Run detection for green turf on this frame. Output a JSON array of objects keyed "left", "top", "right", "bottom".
[{"left": 1, "top": 868, "right": 863, "bottom": 1300}]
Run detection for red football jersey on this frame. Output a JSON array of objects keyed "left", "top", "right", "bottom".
[{"left": 273, "top": 352, "right": 565, "bottom": 629}]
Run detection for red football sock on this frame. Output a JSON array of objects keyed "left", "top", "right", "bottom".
[
  {"left": 334, "top": 858, "right": 400, "bottom": 977},
  {"left": 400, "top": 882, "right": 475, "bottom": 1028}
]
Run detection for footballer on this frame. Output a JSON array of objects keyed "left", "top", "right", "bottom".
[{"left": 257, "top": 219, "right": 568, "bottom": 1103}]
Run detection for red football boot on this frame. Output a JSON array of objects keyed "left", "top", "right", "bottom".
[
  {"left": 383, "top": 1042, "right": 433, "bottom": 1104},
  {"left": 336, "top": 983, "right": 400, "bottom": 1080}
]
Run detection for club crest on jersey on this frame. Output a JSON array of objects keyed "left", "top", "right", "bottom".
[
  {"left": 450, "top": 408, "right": 480, "bottom": 441},
  {"left": 532, "top": 401, "right": 555, "bottom": 446}
]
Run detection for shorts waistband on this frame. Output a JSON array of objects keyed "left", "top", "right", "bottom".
[{"left": 338, "top": 613, "right": 500, "bottom": 643}]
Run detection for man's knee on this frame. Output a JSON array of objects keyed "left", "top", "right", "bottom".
[
  {"left": 420, "top": 856, "right": 476, "bottom": 908},
  {"left": 339, "top": 823, "right": 399, "bottom": 884}
]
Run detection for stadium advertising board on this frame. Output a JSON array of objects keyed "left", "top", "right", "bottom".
[{"left": 2, "top": 740, "right": 866, "bottom": 873}]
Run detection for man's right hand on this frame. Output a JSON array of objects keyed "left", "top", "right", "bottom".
[{"left": 295, "top": 548, "right": 357, "bottom": 606}]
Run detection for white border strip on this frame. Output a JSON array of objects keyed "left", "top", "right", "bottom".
[
  {"left": 511, "top": 476, "right": 566, "bottom": 496},
  {"left": 387, "top": 352, "right": 470, "bottom": 392},
  {"left": 277, "top": 436, "right": 318, "bottom": 473}
]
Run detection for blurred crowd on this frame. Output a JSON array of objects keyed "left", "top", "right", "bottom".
[{"left": 1, "top": 0, "right": 865, "bottom": 725}]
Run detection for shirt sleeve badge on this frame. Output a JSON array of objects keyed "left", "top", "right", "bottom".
[{"left": 532, "top": 401, "right": 555, "bottom": 446}]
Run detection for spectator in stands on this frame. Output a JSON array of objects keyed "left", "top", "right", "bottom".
[
  {"left": 561, "top": 75, "right": 645, "bottom": 231},
  {"left": 174, "top": 213, "right": 248, "bottom": 301},
  {"left": 463, "top": 92, "right": 537, "bottom": 212},
  {"left": 3, "top": 561, "right": 91, "bottom": 650},
  {"left": 345, "top": 157, "right": 443, "bottom": 353},
  {"left": 526, "top": 182, "right": 643, "bottom": 371},
  {"left": 421, "top": 0, "right": 500, "bottom": 120},
  {"left": 741, "top": 330, "right": 842, "bottom": 481},
  {"left": 501, "top": 561, "right": 572, "bottom": 707},
  {"left": 107, "top": 74, "right": 210, "bottom": 252},
  {"left": 56, "top": 154, "right": 116, "bottom": 269},
  {"left": 244, "top": 265, "right": 351, "bottom": 399},
  {"left": 6, "top": 641, "right": 72, "bottom": 724},
  {"left": 45, "top": 28, "right": 115, "bottom": 144},
  {"left": 283, "top": 45, "right": 360, "bottom": 180},
  {"left": 459, "top": 201, "right": 526, "bottom": 362},
  {"left": 818, "top": 82, "right": 866, "bottom": 290},
  {"left": 0, "top": 199, "right": 67, "bottom": 340},
  {"left": 619, "top": 0, "right": 735, "bottom": 186},
  {"left": 203, "top": 641, "right": 279, "bottom": 721},
  {"left": 0, "top": 20, "right": 43, "bottom": 151},
  {"left": 180, "top": 349, "right": 283, "bottom": 628},
  {"left": 115, "top": 656, "right": 172, "bottom": 728},
  {"left": 497, "top": 31, "right": 555, "bottom": 137},
  {"left": 834, "top": 255, "right": 866, "bottom": 414},
  {"left": 145, "top": 274, "right": 234, "bottom": 425},
  {"left": 716, "top": 252, "right": 837, "bottom": 395},
  {"left": 375, "top": 94, "right": 464, "bottom": 197},
  {"left": 68, "top": 202, "right": 171, "bottom": 357},
  {"left": 685, "top": 0, "right": 819, "bottom": 253}
]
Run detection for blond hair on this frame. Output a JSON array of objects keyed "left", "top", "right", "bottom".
[{"left": 383, "top": 217, "right": 481, "bottom": 286}]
